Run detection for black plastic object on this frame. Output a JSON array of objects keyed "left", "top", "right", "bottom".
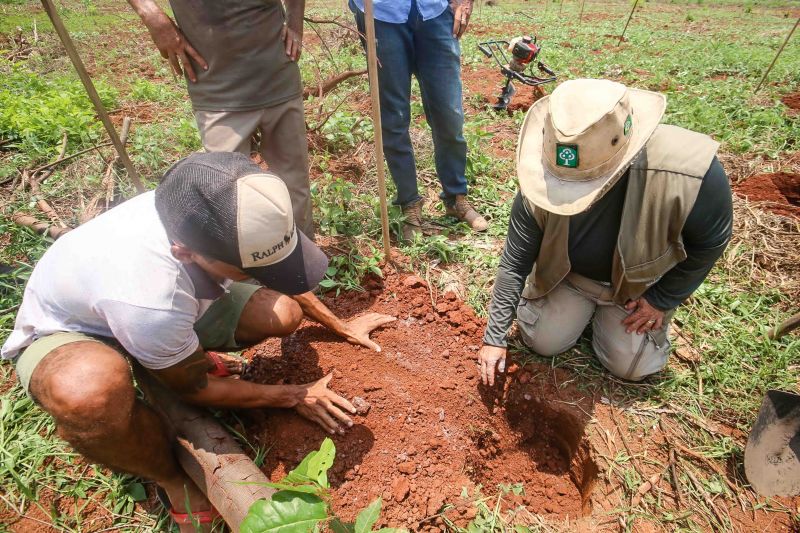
[{"left": 744, "top": 389, "right": 800, "bottom": 496}]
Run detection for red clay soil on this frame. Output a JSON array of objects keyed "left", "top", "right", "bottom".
[
  {"left": 462, "top": 67, "right": 547, "bottom": 114},
  {"left": 734, "top": 172, "right": 800, "bottom": 219},
  {"left": 244, "top": 273, "right": 594, "bottom": 530},
  {"left": 782, "top": 92, "right": 800, "bottom": 114}
]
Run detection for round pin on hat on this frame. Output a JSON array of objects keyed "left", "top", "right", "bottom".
[{"left": 155, "top": 152, "right": 328, "bottom": 295}]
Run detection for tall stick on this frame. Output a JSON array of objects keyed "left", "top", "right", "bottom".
[
  {"left": 768, "top": 310, "right": 800, "bottom": 340},
  {"left": 754, "top": 16, "right": 799, "bottom": 93},
  {"left": 579, "top": 0, "right": 587, "bottom": 23},
  {"left": 559, "top": 0, "right": 565, "bottom": 16},
  {"left": 40, "top": 0, "right": 144, "bottom": 193},
  {"left": 619, "top": 0, "right": 639, "bottom": 45},
  {"left": 363, "top": 0, "right": 392, "bottom": 259}
]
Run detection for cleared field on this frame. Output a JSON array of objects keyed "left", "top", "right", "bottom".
[{"left": 1, "top": 0, "right": 799, "bottom": 531}]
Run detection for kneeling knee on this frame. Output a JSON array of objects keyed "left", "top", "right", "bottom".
[
  {"left": 34, "top": 351, "right": 134, "bottom": 438},
  {"left": 521, "top": 329, "right": 577, "bottom": 357},
  {"left": 593, "top": 341, "right": 668, "bottom": 382},
  {"left": 274, "top": 297, "right": 303, "bottom": 337}
]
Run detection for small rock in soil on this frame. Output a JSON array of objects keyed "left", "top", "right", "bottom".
[
  {"left": 352, "top": 396, "right": 371, "bottom": 415},
  {"left": 403, "top": 275, "right": 427, "bottom": 288},
  {"left": 392, "top": 477, "right": 410, "bottom": 502},
  {"left": 440, "top": 380, "right": 456, "bottom": 390},
  {"left": 398, "top": 461, "right": 416, "bottom": 474},
  {"left": 363, "top": 383, "right": 382, "bottom": 392}
]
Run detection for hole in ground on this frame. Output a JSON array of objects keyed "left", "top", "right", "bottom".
[{"left": 465, "top": 387, "right": 598, "bottom": 518}]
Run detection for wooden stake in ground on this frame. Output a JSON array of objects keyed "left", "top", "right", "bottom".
[
  {"left": 579, "top": 0, "right": 587, "bottom": 23},
  {"left": 619, "top": 0, "right": 640, "bottom": 46},
  {"left": 363, "top": 0, "right": 392, "bottom": 259},
  {"left": 40, "top": 0, "right": 144, "bottom": 193},
  {"left": 755, "top": 16, "right": 800, "bottom": 93},
  {"left": 559, "top": 0, "right": 565, "bottom": 16}
]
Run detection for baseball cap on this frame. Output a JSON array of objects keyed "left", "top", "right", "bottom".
[{"left": 155, "top": 152, "right": 328, "bottom": 295}]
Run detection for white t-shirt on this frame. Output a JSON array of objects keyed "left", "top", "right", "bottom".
[{"left": 1, "top": 191, "right": 227, "bottom": 369}]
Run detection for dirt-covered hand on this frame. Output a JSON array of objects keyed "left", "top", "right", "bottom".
[
  {"left": 343, "top": 313, "right": 397, "bottom": 352},
  {"left": 281, "top": 22, "right": 303, "bottom": 61},
  {"left": 450, "top": 0, "right": 473, "bottom": 39},
  {"left": 142, "top": 11, "right": 207, "bottom": 82},
  {"left": 295, "top": 374, "right": 356, "bottom": 434},
  {"left": 622, "top": 297, "right": 665, "bottom": 335},
  {"left": 479, "top": 344, "right": 507, "bottom": 386}
]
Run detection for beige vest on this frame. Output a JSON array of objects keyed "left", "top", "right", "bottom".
[{"left": 522, "top": 124, "right": 720, "bottom": 306}]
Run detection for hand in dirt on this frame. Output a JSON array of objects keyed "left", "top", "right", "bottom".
[
  {"left": 142, "top": 11, "right": 207, "bottom": 82},
  {"left": 622, "top": 297, "right": 665, "bottom": 335},
  {"left": 479, "top": 344, "right": 507, "bottom": 386},
  {"left": 295, "top": 374, "right": 356, "bottom": 434},
  {"left": 450, "top": 0, "right": 473, "bottom": 39},
  {"left": 343, "top": 313, "right": 397, "bottom": 352},
  {"left": 281, "top": 22, "right": 303, "bottom": 61}
]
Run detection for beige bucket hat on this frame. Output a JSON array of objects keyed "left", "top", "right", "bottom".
[{"left": 517, "top": 78, "right": 666, "bottom": 215}]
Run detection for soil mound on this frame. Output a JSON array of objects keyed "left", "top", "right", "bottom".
[
  {"left": 734, "top": 172, "right": 800, "bottom": 219},
  {"left": 462, "top": 67, "right": 547, "bottom": 113},
  {"left": 244, "top": 273, "right": 596, "bottom": 529},
  {"left": 782, "top": 91, "right": 800, "bottom": 112}
]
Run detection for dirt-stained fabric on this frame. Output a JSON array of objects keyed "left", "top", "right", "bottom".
[{"left": 168, "top": 0, "right": 301, "bottom": 111}]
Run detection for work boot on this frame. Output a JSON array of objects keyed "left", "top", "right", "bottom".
[
  {"left": 401, "top": 199, "right": 424, "bottom": 241},
  {"left": 445, "top": 195, "right": 489, "bottom": 232}
]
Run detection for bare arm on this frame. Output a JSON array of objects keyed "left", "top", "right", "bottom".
[
  {"left": 292, "top": 291, "right": 396, "bottom": 351},
  {"left": 282, "top": 0, "right": 305, "bottom": 61},
  {"left": 126, "top": 0, "right": 207, "bottom": 82},
  {"left": 151, "top": 349, "right": 356, "bottom": 433}
]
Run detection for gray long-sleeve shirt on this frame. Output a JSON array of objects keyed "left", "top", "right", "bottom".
[{"left": 483, "top": 157, "right": 733, "bottom": 348}]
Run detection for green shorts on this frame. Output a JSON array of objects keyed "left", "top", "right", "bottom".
[{"left": 14, "top": 282, "right": 261, "bottom": 393}]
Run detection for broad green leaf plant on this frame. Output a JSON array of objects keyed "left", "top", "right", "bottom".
[{"left": 241, "top": 438, "right": 406, "bottom": 533}]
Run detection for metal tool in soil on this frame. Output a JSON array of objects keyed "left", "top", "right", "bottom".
[{"left": 478, "top": 35, "right": 557, "bottom": 111}]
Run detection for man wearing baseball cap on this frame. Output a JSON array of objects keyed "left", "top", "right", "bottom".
[
  {"left": 478, "top": 79, "right": 733, "bottom": 386},
  {"left": 1, "top": 152, "right": 394, "bottom": 528}
]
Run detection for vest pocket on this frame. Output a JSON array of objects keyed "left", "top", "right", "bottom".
[{"left": 622, "top": 244, "right": 685, "bottom": 284}]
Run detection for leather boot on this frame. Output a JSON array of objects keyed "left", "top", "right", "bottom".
[
  {"left": 445, "top": 195, "right": 489, "bottom": 232},
  {"left": 401, "top": 199, "right": 424, "bottom": 241}
]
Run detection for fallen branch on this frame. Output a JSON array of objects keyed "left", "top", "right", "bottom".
[
  {"left": 33, "top": 141, "right": 117, "bottom": 180},
  {"left": 11, "top": 213, "right": 72, "bottom": 239},
  {"left": 674, "top": 443, "right": 739, "bottom": 495},
  {"left": 303, "top": 69, "right": 367, "bottom": 100},
  {"left": 630, "top": 470, "right": 664, "bottom": 508},
  {"left": 82, "top": 117, "right": 132, "bottom": 223},
  {"left": 683, "top": 462, "right": 729, "bottom": 528},
  {"left": 303, "top": 16, "right": 363, "bottom": 38}
]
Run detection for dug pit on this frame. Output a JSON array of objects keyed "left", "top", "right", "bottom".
[{"left": 244, "top": 272, "right": 597, "bottom": 529}]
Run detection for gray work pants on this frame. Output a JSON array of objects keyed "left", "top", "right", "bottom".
[
  {"left": 517, "top": 273, "right": 673, "bottom": 381},
  {"left": 194, "top": 97, "right": 314, "bottom": 240}
]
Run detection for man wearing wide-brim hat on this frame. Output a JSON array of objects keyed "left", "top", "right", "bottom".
[{"left": 478, "top": 79, "right": 733, "bottom": 385}]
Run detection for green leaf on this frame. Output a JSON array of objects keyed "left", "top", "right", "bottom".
[
  {"left": 354, "top": 498, "right": 381, "bottom": 533},
  {"left": 306, "top": 438, "right": 335, "bottom": 487},
  {"left": 241, "top": 491, "right": 327, "bottom": 533},
  {"left": 329, "top": 518, "right": 355, "bottom": 533},
  {"left": 125, "top": 482, "right": 147, "bottom": 502}
]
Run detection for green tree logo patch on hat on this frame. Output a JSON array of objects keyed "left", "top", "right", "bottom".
[
  {"left": 556, "top": 144, "right": 579, "bottom": 168},
  {"left": 624, "top": 115, "right": 632, "bottom": 136}
]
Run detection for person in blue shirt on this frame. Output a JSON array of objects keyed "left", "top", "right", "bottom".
[{"left": 350, "top": 0, "right": 489, "bottom": 240}]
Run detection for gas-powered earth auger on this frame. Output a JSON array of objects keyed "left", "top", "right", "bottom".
[{"left": 478, "top": 35, "right": 557, "bottom": 111}]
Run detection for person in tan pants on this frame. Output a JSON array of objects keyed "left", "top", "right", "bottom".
[
  {"left": 478, "top": 79, "right": 733, "bottom": 385},
  {"left": 127, "top": 0, "right": 314, "bottom": 239}
]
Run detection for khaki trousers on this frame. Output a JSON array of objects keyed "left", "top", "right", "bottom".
[
  {"left": 516, "top": 273, "right": 673, "bottom": 381},
  {"left": 194, "top": 97, "right": 314, "bottom": 239}
]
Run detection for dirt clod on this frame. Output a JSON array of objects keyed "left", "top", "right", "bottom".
[
  {"left": 392, "top": 477, "right": 411, "bottom": 502},
  {"left": 352, "top": 396, "right": 371, "bottom": 415}
]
